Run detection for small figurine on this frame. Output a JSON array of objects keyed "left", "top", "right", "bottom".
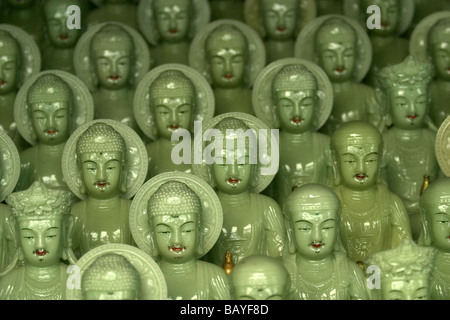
[
  {"left": 0, "top": 181, "right": 74, "bottom": 300},
  {"left": 330, "top": 121, "right": 412, "bottom": 263},
  {"left": 189, "top": 20, "right": 265, "bottom": 116},
  {"left": 129, "top": 172, "right": 230, "bottom": 300},
  {"left": 66, "top": 243, "right": 168, "bottom": 300},
  {"left": 377, "top": 56, "right": 440, "bottom": 240},
  {"left": 296, "top": 15, "right": 383, "bottom": 135},
  {"left": 209, "top": 0, "right": 245, "bottom": 22},
  {"left": 364, "top": 239, "right": 437, "bottom": 300},
  {"left": 133, "top": 64, "right": 215, "bottom": 179},
  {"left": 230, "top": 255, "right": 290, "bottom": 300},
  {"left": 244, "top": 0, "right": 316, "bottom": 64},
  {"left": 137, "top": 0, "right": 210, "bottom": 67},
  {"left": 61, "top": 120, "right": 148, "bottom": 258},
  {"left": 343, "top": 0, "right": 414, "bottom": 86},
  {"left": 73, "top": 22, "right": 150, "bottom": 138},
  {"left": 282, "top": 183, "right": 369, "bottom": 300},
  {"left": 192, "top": 112, "right": 286, "bottom": 266},
  {"left": 86, "top": 0, "right": 139, "bottom": 30},
  {"left": 0, "top": 24, "right": 41, "bottom": 153},
  {"left": 252, "top": 58, "right": 333, "bottom": 204},
  {"left": 410, "top": 12, "right": 450, "bottom": 129},
  {"left": 419, "top": 177, "right": 450, "bottom": 300},
  {"left": 14, "top": 70, "right": 94, "bottom": 192}
]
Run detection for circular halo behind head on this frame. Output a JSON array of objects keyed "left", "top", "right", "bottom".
[
  {"left": 252, "top": 57, "right": 333, "bottom": 130},
  {"left": 435, "top": 116, "right": 450, "bottom": 177},
  {"left": 0, "top": 130, "right": 20, "bottom": 202}
]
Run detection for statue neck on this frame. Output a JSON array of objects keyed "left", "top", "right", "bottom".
[
  {"left": 436, "top": 250, "right": 450, "bottom": 266},
  {"left": 25, "top": 264, "right": 61, "bottom": 283},
  {"left": 392, "top": 126, "right": 424, "bottom": 139},
  {"left": 218, "top": 190, "right": 251, "bottom": 207},
  {"left": 332, "top": 80, "right": 354, "bottom": 90},
  {"left": 38, "top": 142, "right": 66, "bottom": 155},
  {"left": 159, "top": 136, "right": 181, "bottom": 147},
  {"left": 371, "top": 34, "right": 396, "bottom": 44},
  {"left": 0, "top": 91, "right": 16, "bottom": 104},
  {"left": 86, "top": 196, "right": 121, "bottom": 209},
  {"left": 340, "top": 185, "right": 378, "bottom": 203},
  {"left": 159, "top": 258, "right": 196, "bottom": 277},
  {"left": 296, "top": 254, "right": 334, "bottom": 280},
  {"left": 98, "top": 86, "right": 130, "bottom": 98},
  {"left": 280, "top": 130, "right": 312, "bottom": 143}
]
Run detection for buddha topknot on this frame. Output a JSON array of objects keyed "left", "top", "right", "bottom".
[
  {"left": 272, "top": 64, "right": 318, "bottom": 93},
  {"left": 149, "top": 70, "right": 196, "bottom": 100},
  {"left": 76, "top": 122, "right": 127, "bottom": 158},
  {"left": 27, "top": 74, "right": 73, "bottom": 105}
]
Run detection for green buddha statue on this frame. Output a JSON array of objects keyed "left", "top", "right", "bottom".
[
  {"left": 86, "top": 0, "right": 138, "bottom": 30},
  {"left": 209, "top": 0, "right": 245, "bottom": 22},
  {"left": 364, "top": 239, "right": 437, "bottom": 300},
  {"left": 419, "top": 177, "right": 450, "bottom": 300},
  {"left": 377, "top": 56, "right": 440, "bottom": 240},
  {"left": 407, "top": 0, "right": 450, "bottom": 38},
  {"left": 331, "top": 121, "right": 412, "bottom": 263},
  {"left": 0, "top": 181, "right": 74, "bottom": 300},
  {"left": 129, "top": 172, "right": 230, "bottom": 300},
  {"left": 282, "top": 183, "right": 369, "bottom": 300},
  {"left": 230, "top": 255, "right": 290, "bottom": 300}
]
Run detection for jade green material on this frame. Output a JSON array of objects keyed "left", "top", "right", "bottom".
[
  {"left": 66, "top": 243, "right": 168, "bottom": 300},
  {"left": 73, "top": 22, "right": 150, "bottom": 139},
  {"left": 137, "top": 0, "right": 210, "bottom": 67},
  {"left": 419, "top": 177, "right": 450, "bottom": 300},
  {"left": 0, "top": 130, "right": 20, "bottom": 275},
  {"left": 330, "top": 121, "right": 412, "bottom": 263},
  {"left": 209, "top": 0, "right": 245, "bottom": 22},
  {"left": 244, "top": 0, "right": 316, "bottom": 64},
  {"left": 189, "top": 20, "right": 265, "bottom": 116},
  {"left": 133, "top": 64, "right": 215, "bottom": 179},
  {"left": 41, "top": 0, "right": 84, "bottom": 74},
  {"left": 14, "top": 71, "right": 94, "bottom": 192},
  {"left": 282, "top": 183, "right": 369, "bottom": 300},
  {"left": 364, "top": 239, "right": 437, "bottom": 300},
  {"left": 407, "top": 0, "right": 450, "bottom": 37},
  {"left": 316, "top": 0, "right": 344, "bottom": 16},
  {"left": 62, "top": 120, "right": 148, "bottom": 258},
  {"left": 296, "top": 15, "right": 383, "bottom": 135},
  {"left": 86, "top": 0, "right": 138, "bottom": 30},
  {"left": 344, "top": 0, "right": 414, "bottom": 86},
  {"left": 436, "top": 116, "right": 450, "bottom": 178},
  {"left": 377, "top": 56, "right": 440, "bottom": 240},
  {"left": 410, "top": 12, "right": 450, "bottom": 129},
  {"left": 129, "top": 172, "right": 230, "bottom": 300},
  {"left": 0, "top": 24, "right": 41, "bottom": 153},
  {"left": 192, "top": 112, "right": 286, "bottom": 267},
  {"left": 230, "top": 255, "right": 290, "bottom": 300},
  {"left": 0, "top": 181, "right": 74, "bottom": 300},
  {"left": 252, "top": 58, "right": 333, "bottom": 204}
]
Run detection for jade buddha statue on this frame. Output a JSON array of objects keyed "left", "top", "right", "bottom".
[
  {"left": 252, "top": 58, "right": 333, "bottom": 205},
  {"left": 377, "top": 56, "right": 440, "bottom": 240},
  {"left": 129, "top": 172, "right": 230, "bottom": 300},
  {"left": 15, "top": 71, "right": 94, "bottom": 192},
  {"left": 189, "top": 20, "right": 265, "bottom": 116},
  {"left": 86, "top": 0, "right": 138, "bottom": 30},
  {"left": 62, "top": 121, "right": 148, "bottom": 258},
  {"left": 0, "top": 181, "right": 74, "bottom": 300},
  {"left": 209, "top": 0, "right": 245, "bottom": 22},
  {"left": 296, "top": 15, "right": 383, "bottom": 135},
  {"left": 364, "top": 239, "right": 437, "bottom": 300},
  {"left": 230, "top": 255, "right": 290, "bottom": 300},
  {"left": 407, "top": 0, "right": 450, "bottom": 38},
  {"left": 0, "top": 25, "right": 41, "bottom": 153},
  {"left": 137, "top": 0, "right": 210, "bottom": 67},
  {"left": 282, "top": 183, "right": 369, "bottom": 300},
  {"left": 419, "top": 177, "right": 450, "bottom": 300},
  {"left": 330, "top": 121, "right": 412, "bottom": 264},
  {"left": 133, "top": 65, "right": 214, "bottom": 179},
  {"left": 192, "top": 113, "right": 286, "bottom": 267}
]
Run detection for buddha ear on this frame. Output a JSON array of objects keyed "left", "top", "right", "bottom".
[
  {"left": 62, "top": 215, "right": 76, "bottom": 263},
  {"left": 330, "top": 149, "right": 341, "bottom": 186},
  {"left": 417, "top": 207, "right": 432, "bottom": 246},
  {"left": 284, "top": 213, "right": 296, "bottom": 254}
]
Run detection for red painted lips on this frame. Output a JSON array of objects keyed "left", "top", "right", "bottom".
[
  {"left": 291, "top": 117, "right": 302, "bottom": 124},
  {"left": 355, "top": 174, "right": 366, "bottom": 180},
  {"left": 35, "top": 249, "right": 47, "bottom": 256},
  {"left": 228, "top": 178, "right": 239, "bottom": 184}
]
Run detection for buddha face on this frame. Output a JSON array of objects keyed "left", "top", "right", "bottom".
[
  {"left": 233, "top": 271, "right": 287, "bottom": 300},
  {"left": 80, "top": 151, "right": 124, "bottom": 199},
  {"left": 388, "top": 86, "right": 428, "bottom": 130},
  {"left": 44, "top": 2, "right": 81, "bottom": 48},
  {"left": 381, "top": 277, "right": 429, "bottom": 300},
  {"left": 93, "top": 48, "right": 132, "bottom": 90},
  {"left": 317, "top": 38, "right": 356, "bottom": 83},
  {"left": 19, "top": 218, "right": 64, "bottom": 268},
  {"left": 152, "top": 95, "right": 193, "bottom": 140},
  {"left": 261, "top": 0, "right": 298, "bottom": 41},
  {"left": 430, "top": 40, "right": 450, "bottom": 81},
  {"left": 0, "top": 51, "right": 19, "bottom": 95},
  {"left": 276, "top": 89, "right": 315, "bottom": 133},
  {"left": 425, "top": 203, "right": 450, "bottom": 252},
  {"left": 363, "top": 0, "right": 399, "bottom": 36},
  {"left": 31, "top": 101, "right": 71, "bottom": 145},
  {"left": 153, "top": 0, "right": 191, "bottom": 43},
  {"left": 152, "top": 212, "right": 198, "bottom": 263}
]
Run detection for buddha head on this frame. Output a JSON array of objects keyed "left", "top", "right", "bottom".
[
  {"left": 363, "top": 0, "right": 400, "bottom": 37},
  {"left": 81, "top": 253, "right": 141, "bottom": 300},
  {"left": 260, "top": 0, "right": 299, "bottom": 41},
  {"left": 331, "top": 121, "right": 383, "bottom": 190},
  {"left": 152, "top": 0, "right": 193, "bottom": 44},
  {"left": 364, "top": 239, "right": 437, "bottom": 300},
  {"left": 90, "top": 24, "right": 135, "bottom": 90},
  {"left": 27, "top": 74, "right": 73, "bottom": 145},
  {"left": 0, "top": 30, "right": 21, "bottom": 95},
  {"left": 314, "top": 18, "right": 357, "bottom": 83},
  {"left": 43, "top": 0, "right": 82, "bottom": 49},
  {"left": 272, "top": 64, "right": 318, "bottom": 133},
  {"left": 419, "top": 177, "right": 450, "bottom": 253},
  {"left": 230, "top": 255, "right": 290, "bottom": 300},
  {"left": 5, "top": 181, "right": 73, "bottom": 267},
  {"left": 428, "top": 17, "right": 450, "bottom": 82},
  {"left": 205, "top": 24, "right": 249, "bottom": 89},
  {"left": 284, "top": 183, "right": 342, "bottom": 259},
  {"left": 76, "top": 122, "right": 127, "bottom": 200},
  {"left": 147, "top": 181, "right": 203, "bottom": 263},
  {"left": 377, "top": 56, "right": 433, "bottom": 130},
  {"left": 149, "top": 70, "right": 195, "bottom": 140}
]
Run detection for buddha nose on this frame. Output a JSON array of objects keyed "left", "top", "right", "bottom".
[
  {"left": 311, "top": 225, "right": 322, "bottom": 243},
  {"left": 97, "top": 165, "right": 107, "bottom": 181},
  {"left": 228, "top": 164, "right": 238, "bottom": 177}
]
